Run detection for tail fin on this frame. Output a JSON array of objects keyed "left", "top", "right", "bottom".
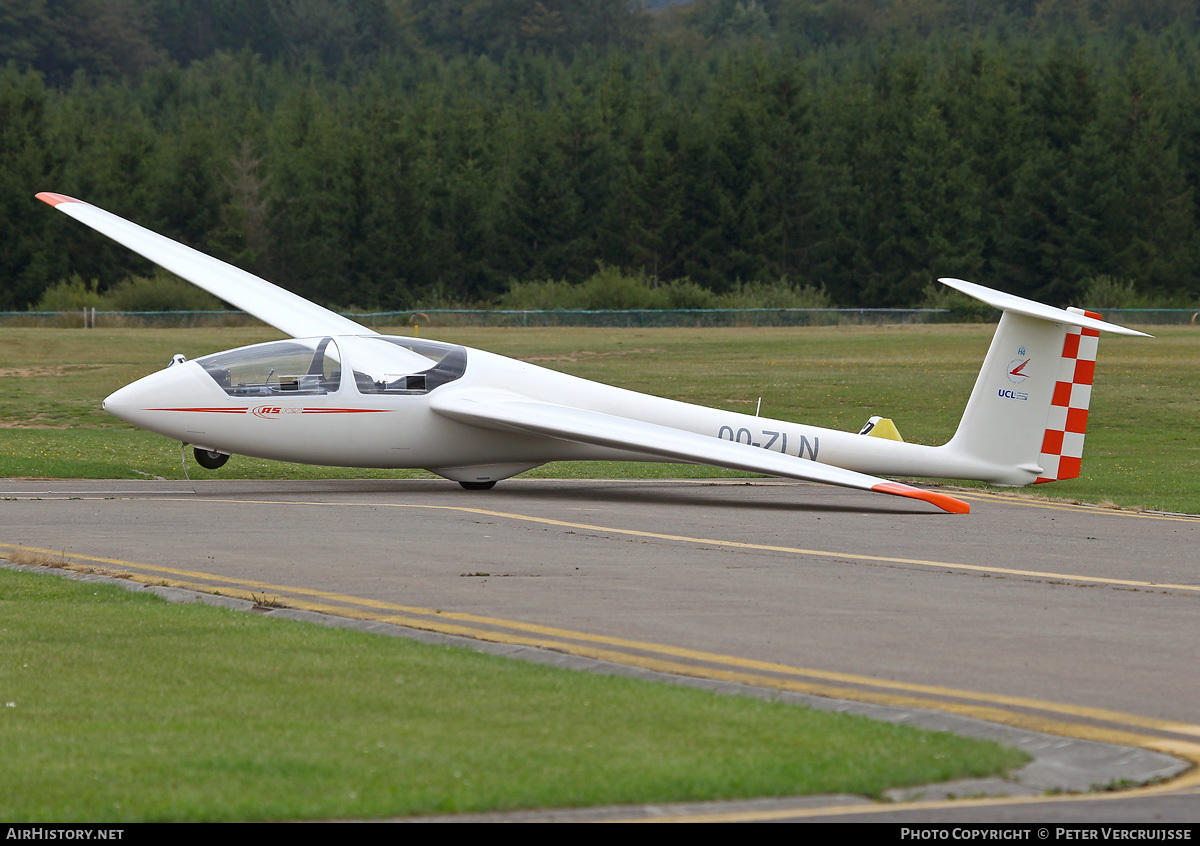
[{"left": 938, "top": 279, "right": 1149, "bottom": 486}]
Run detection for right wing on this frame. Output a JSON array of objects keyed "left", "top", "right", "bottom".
[
  {"left": 37, "top": 192, "right": 373, "bottom": 339},
  {"left": 431, "top": 392, "right": 970, "bottom": 513}
]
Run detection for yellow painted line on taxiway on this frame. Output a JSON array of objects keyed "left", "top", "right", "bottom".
[
  {"left": 624, "top": 780, "right": 1200, "bottom": 822},
  {"left": 642, "top": 478, "right": 1199, "bottom": 522},
  {"left": 953, "top": 489, "right": 1199, "bottom": 521},
  {"left": 171, "top": 496, "right": 1200, "bottom": 596}
]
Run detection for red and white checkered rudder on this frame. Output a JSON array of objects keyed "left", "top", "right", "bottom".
[{"left": 1036, "top": 307, "right": 1101, "bottom": 483}]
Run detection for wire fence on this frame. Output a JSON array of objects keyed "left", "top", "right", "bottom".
[{"left": 2, "top": 306, "right": 1196, "bottom": 330}]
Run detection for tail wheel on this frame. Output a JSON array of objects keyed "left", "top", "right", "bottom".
[{"left": 194, "top": 448, "right": 230, "bottom": 470}]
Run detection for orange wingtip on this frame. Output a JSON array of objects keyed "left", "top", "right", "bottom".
[
  {"left": 871, "top": 481, "right": 970, "bottom": 514},
  {"left": 36, "top": 192, "right": 81, "bottom": 207}
]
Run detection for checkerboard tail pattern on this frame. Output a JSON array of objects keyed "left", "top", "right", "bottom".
[{"left": 1035, "top": 308, "right": 1101, "bottom": 483}]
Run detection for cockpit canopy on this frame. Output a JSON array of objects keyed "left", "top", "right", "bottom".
[{"left": 195, "top": 336, "right": 467, "bottom": 398}]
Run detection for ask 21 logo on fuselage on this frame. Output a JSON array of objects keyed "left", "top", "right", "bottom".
[{"left": 252, "top": 406, "right": 301, "bottom": 418}]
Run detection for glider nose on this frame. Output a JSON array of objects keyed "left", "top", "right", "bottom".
[
  {"left": 103, "top": 378, "right": 153, "bottom": 427},
  {"left": 102, "top": 361, "right": 211, "bottom": 431}
]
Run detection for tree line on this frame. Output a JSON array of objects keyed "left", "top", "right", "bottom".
[{"left": 2, "top": 0, "right": 1199, "bottom": 311}]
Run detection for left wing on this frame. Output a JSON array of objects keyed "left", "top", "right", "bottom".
[
  {"left": 431, "top": 392, "right": 970, "bottom": 513},
  {"left": 36, "top": 193, "right": 372, "bottom": 338}
]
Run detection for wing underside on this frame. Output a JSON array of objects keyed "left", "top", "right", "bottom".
[
  {"left": 36, "top": 193, "right": 372, "bottom": 339},
  {"left": 431, "top": 393, "right": 970, "bottom": 513}
]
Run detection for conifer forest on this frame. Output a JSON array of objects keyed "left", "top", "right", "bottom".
[{"left": 3, "top": 0, "right": 1199, "bottom": 312}]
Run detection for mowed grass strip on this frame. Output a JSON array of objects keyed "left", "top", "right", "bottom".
[
  {"left": 1, "top": 324, "right": 1195, "bottom": 513},
  {"left": 0, "top": 567, "right": 1028, "bottom": 822}
]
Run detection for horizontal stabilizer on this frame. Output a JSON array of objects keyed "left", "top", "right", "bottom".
[{"left": 938, "top": 278, "right": 1152, "bottom": 338}]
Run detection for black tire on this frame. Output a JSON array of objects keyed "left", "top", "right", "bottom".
[
  {"left": 459, "top": 480, "right": 496, "bottom": 491},
  {"left": 193, "top": 448, "right": 230, "bottom": 470}
]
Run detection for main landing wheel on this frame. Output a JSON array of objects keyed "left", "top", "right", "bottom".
[
  {"left": 459, "top": 480, "right": 497, "bottom": 491},
  {"left": 193, "top": 448, "right": 230, "bottom": 470}
]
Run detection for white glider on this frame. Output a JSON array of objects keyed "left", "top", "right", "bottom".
[{"left": 37, "top": 192, "right": 1150, "bottom": 514}]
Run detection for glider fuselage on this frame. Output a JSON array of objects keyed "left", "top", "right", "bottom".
[{"left": 103, "top": 336, "right": 992, "bottom": 482}]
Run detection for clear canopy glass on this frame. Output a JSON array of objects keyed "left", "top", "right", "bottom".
[{"left": 195, "top": 336, "right": 466, "bottom": 397}]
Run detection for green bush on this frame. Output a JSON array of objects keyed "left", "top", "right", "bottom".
[
  {"left": 32, "top": 275, "right": 105, "bottom": 311},
  {"left": 31, "top": 271, "right": 228, "bottom": 313},
  {"left": 576, "top": 266, "right": 672, "bottom": 310},
  {"left": 918, "top": 282, "right": 995, "bottom": 321},
  {"left": 500, "top": 268, "right": 836, "bottom": 311},
  {"left": 500, "top": 278, "right": 587, "bottom": 310},
  {"left": 1075, "top": 275, "right": 1196, "bottom": 310},
  {"left": 100, "top": 272, "right": 225, "bottom": 312},
  {"left": 718, "top": 279, "right": 831, "bottom": 309}
]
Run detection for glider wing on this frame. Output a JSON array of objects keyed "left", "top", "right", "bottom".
[
  {"left": 36, "top": 192, "right": 373, "bottom": 338},
  {"left": 431, "top": 392, "right": 970, "bottom": 513}
]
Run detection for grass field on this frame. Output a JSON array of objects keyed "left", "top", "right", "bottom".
[{"left": 1, "top": 323, "right": 1196, "bottom": 513}]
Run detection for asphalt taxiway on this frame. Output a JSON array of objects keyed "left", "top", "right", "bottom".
[{"left": 2, "top": 477, "right": 1198, "bottom": 822}]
